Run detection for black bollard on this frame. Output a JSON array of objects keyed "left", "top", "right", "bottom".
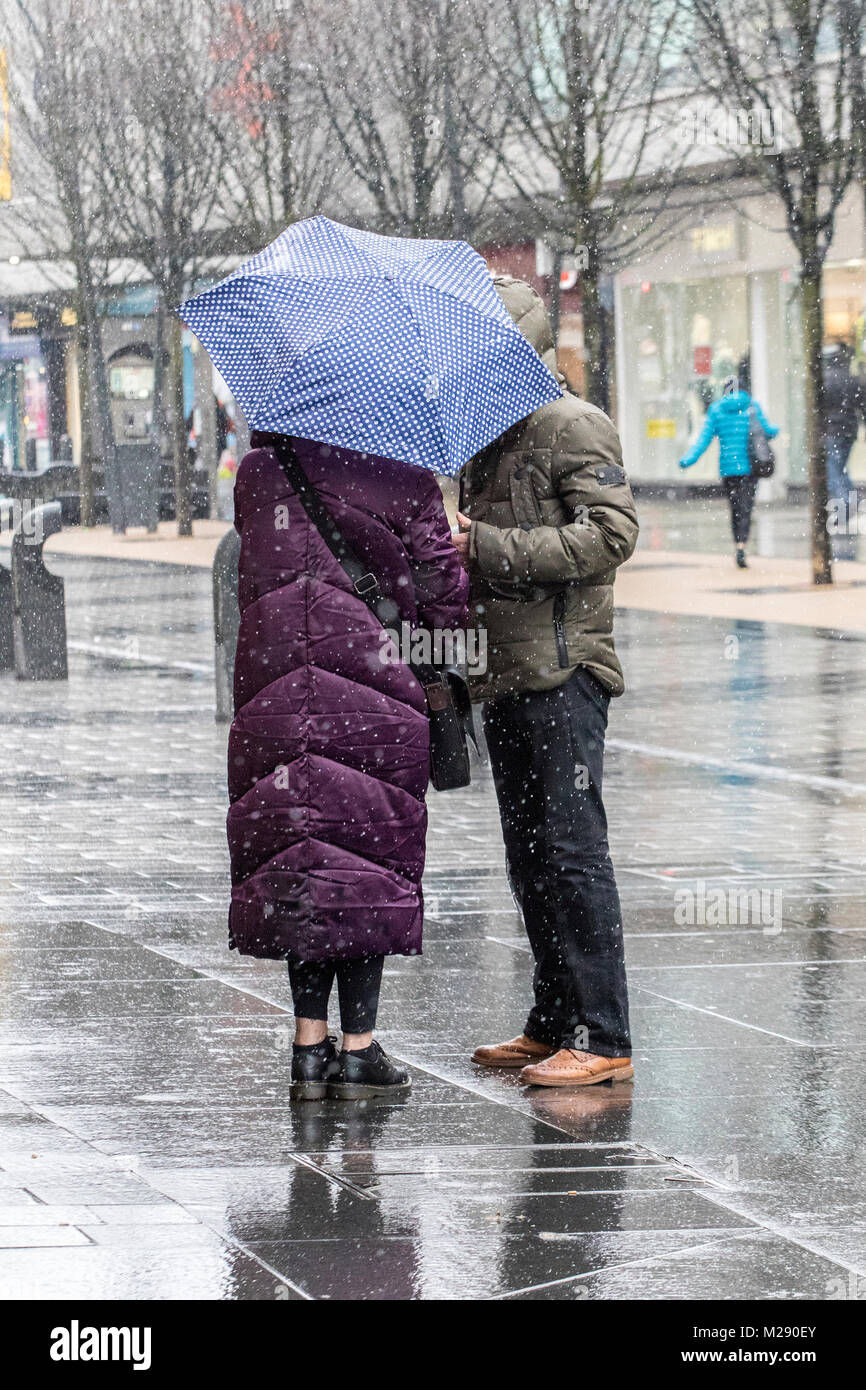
[
  {"left": 12, "top": 501, "right": 68, "bottom": 680},
  {"left": 0, "top": 557, "right": 12, "bottom": 672},
  {"left": 213, "top": 526, "right": 240, "bottom": 723}
]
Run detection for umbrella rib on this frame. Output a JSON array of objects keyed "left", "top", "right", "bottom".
[
  {"left": 322, "top": 217, "right": 452, "bottom": 279},
  {"left": 324, "top": 218, "right": 399, "bottom": 277}
]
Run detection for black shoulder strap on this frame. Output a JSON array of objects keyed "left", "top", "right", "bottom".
[
  {"left": 274, "top": 439, "right": 402, "bottom": 630},
  {"left": 273, "top": 440, "right": 445, "bottom": 690},
  {"left": 275, "top": 434, "right": 462, "bottom": 681}
]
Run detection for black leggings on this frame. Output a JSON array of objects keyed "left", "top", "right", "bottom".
[
  {"left": 723, "top": 474, "right": 758, "bottom": 545},
  {"left": 288, "top": 955, "right": 384, "bottom": 1033}
]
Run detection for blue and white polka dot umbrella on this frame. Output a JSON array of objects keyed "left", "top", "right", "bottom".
[{"left": 178, "top": 216, "right": 561, "bottom": 476}]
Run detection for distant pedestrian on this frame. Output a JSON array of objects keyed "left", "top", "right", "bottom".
[
  {"left": 822, "top": 343, "right": 864, "bottom": 559},
  {"left": 678, "top": 375, "right": 779, "bottom": 568},
  {"left": 215, "top": 397, "right": 233, "bottom": 459}
]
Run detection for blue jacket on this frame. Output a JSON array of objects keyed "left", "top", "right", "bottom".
[{"left": 679, "top": 391, "right": 779, "bottom": 478}]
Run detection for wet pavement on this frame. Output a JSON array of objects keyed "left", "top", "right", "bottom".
[
  {"left": 636, "top": 495, "right": 859, "bottom": 561},
  {"left": 0, "top": 547, "right": 865, "bottom": 1300}
]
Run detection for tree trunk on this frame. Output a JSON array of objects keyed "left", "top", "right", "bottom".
[
  {"left": 276, "top": 104, "right": 294, "bottom": 228},
  {"left": 151, "top": 293, "right": 166, "bottom": 445},
  {"left": 75, "top": 316, "right": 96, "bottom": 528},
  {"left": 150, "top": 292, "right": 166, "bottom": 529},
  {"left": 168, "top": 308, "right": 192, "bottom": 537},
  {"left": 801, "top": 261, "right": 832, "bottom": 584},
  {"left": 67, "top": 181, "right": 122, "bottom": 528},
  {"left": 580, "top": 241, "right": 607, "bottom": 410},
  {"left": 440, "top": 0, "right": 467, "bottom": 239},
  {"left": 81, "top": 276, "right": 123, "bottom": 533},
  {"left": 549, "top": 248, "right": 563, "bottom": 348}
]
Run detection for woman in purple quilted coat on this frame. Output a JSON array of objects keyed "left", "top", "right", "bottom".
[{"left": 228, "top": 431, "right": 469, "bottom": 1099}]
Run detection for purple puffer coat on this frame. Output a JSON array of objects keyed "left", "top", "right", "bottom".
[{"left": 227, "top": 433, "right": 469, "bottom": 962}]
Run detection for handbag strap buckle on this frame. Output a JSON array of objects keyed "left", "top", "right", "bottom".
[{"left": 425, "top": 681, "right": 450, "bottom": 711}]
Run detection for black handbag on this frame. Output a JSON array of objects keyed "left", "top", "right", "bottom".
[
  {"left": 748, "top": 405, "right": 775, "bottom": 478},
  {"left": 274, "top": 439, "right": 474, "bottom": 792}
]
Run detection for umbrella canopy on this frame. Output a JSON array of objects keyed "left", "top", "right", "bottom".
[{"left": 178, "top": 216, "right": 561, "bottom": 476}]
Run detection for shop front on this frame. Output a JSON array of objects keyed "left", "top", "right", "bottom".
[
  {"left": 823, "top": 260, "right": 866, "bottom": 484},
  {"left": 614, "top": 196, "right": 866, "bottom": 489},
  {"left": 616, "top": 260, "right": 803, "bottom": 485},
  {"left": 0, "top": 309, "right": 51, "bottom": 472}
]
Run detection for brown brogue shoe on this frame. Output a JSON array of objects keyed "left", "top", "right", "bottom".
[
  {"left": 471, "top": 1034, "right": 555, "bottom": 1068},
  {"left": 519, "top": 1048, "right": 634, "bottom": 1087}
]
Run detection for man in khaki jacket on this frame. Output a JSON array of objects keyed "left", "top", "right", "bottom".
[{"left": 452, "top": 276, "right": 638, "bottom": 1087}]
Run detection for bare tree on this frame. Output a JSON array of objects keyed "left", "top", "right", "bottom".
[
  {"left": 95, "top": 0, "right": 232, "bottom": 535},
  {"left": 8, "top": 0, "right": 122, "bottom": 527},
  {"left": 473, "top": 0, "right": 682, "bottom": 411},
  {"left": 298, "top": 0, "right": 502, "bottom": 237},
  {"left": 688, "top": 0, "right": 858, "bottom": 585},
  {"left": 209, "top": 0, "right": 343, "bottom": 245}
]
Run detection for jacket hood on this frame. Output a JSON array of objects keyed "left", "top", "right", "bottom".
[
  {"left": 492, "top": 274, "right": 564, "bottom": 383},
  {"left": 719, "top": 389, "right": 751, "bottom": 411}
]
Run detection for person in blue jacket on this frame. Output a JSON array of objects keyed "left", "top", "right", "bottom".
[{"left": 678, "top": 375, "right": 779, "bottom": 567}]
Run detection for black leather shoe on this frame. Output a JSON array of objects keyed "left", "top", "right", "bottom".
[
  {"left": 329, "top": 1040, "right": 412, "bottom": 1100},
  {"left": 290, "top": 1035, "right": 339, "bottom": 1102}
]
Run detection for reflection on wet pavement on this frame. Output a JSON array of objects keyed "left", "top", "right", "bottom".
[{"left": 0, "top": 553, "right": 864, "bottom": 1299}]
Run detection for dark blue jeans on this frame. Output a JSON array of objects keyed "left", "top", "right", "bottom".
[
  {"left": 483, "top": 667, "right": 631, "bottom": 1058},
  {"left": 722, "top": 473, "right": 757, "bottom": 545},
  {"left": 826, "top": 434, "right": 855, "bottom": 503},
  {"left": 826, "top": 436, "right": 858, "bottom": 561}
]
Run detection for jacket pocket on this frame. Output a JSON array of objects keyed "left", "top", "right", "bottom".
[
  {"left": 509, "top": 465, "right": 544, "bottom": 530},
  {"left": 553, "top": 591, "right": 570, "bottom": 668}
]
